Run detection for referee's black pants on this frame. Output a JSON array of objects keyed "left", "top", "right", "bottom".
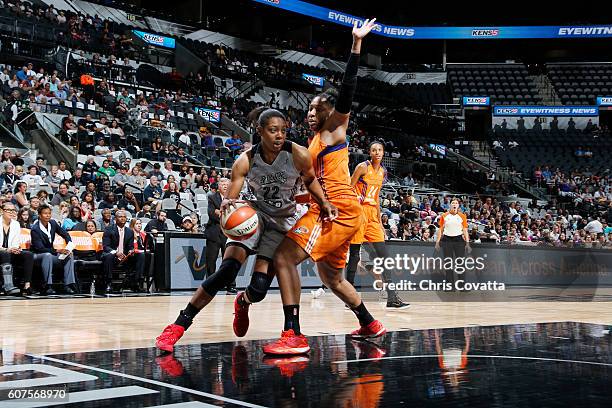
[{"left": 441, "top": 235, "right": 465, "bottom": 286}]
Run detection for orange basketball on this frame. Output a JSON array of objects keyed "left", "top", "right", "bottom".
[{"left": 221, "top": 203, "right": 259, "bottom": 241}]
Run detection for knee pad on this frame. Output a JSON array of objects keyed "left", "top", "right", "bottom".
[
  {"left": 245, "top": 271, "right": 273, "bottom": 303},
  {"left": 201, "top": 258, "right": 242, "bottom": 296},
  {"left": 1, "top": 263, "right": 12, "bottom": 274}
]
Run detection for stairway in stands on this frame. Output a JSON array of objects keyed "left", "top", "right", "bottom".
[
  {"left": 529, "top": 74, "right": 561, "bottom": 105},
  {"left": 469, "top": 141, "right": 499, "bottom": 170}
]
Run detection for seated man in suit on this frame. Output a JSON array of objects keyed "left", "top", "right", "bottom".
[
  {"left": 0, "top": 202, "right": 35, "bottom": 295},
  {"left": 30, "top": 205, "right": 77, "bottom": 295},
  {"left": 102, "top": 210, "right": 145, "bottom": 294}
]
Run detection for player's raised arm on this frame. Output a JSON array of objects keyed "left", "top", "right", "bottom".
[
  {"left": 292, "top": 143, "right": 338, "bottom": 221},
  {"left": 331, "top": 18, "right": 377, "bottom": 125}
]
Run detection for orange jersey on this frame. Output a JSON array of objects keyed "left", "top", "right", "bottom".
[
  {"left": 354, "top": 161, "right": 387, "bottom": 207},
  {"left": 308, "top": 133, "right": 356, "bottom": 201}
]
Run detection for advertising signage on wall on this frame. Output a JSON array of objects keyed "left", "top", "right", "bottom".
[
  {"left": 596, "top": 97, "right": 612, "bottom": 106},
  {"left": 493, "top": 106, "right": 599, "bottom": 117},
  {"left": 463, "top": 97, "right": 490, "bottom": 106},
  {"left": 252, "top": 0, "right": 612, "bottom": 40},
  {"left": 195, "top": 107, "right": 221, "bottom": 123},
  {"left": 302, "top": 73, "right": 325, "bottom": 87},
  {"left": 132, "top": 30, "right": 176, "bottom": 49}
]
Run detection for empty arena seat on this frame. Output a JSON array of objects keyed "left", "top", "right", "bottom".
[
  {"left": 547, "top": 63, "right": 612, "bottom": 105},
  {"left": 447, "top": 64, "right": 539, "bottom": 104}
]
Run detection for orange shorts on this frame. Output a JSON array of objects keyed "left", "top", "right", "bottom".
[
  {"left": 286, "top": 196, "right": 363, "bottom": 269},
  {"left": 350, "top": 205, "right": 385, "bottom": 244}
]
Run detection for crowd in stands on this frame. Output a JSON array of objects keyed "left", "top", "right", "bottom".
[
  {"left": 378, "top": 192, "right": 612, "bottom": 249},
  {"left": 0, "top": 144, "right": 241, "bottom": 295},
  {"left": 533, "top": 166, "right": 611, "bottom": 205},
  {"left": 0, "top": 0, "right": 138, "bottom": 58},
  {"left": 0, "top": 148, "right": 234, "bottom": 225}
]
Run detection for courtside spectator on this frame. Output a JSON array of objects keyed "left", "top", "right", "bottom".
[
  {"left": 101, "top": 210, "right": 145, "bottom": 294},
  {"left": 30, "top": 205, "right": 77, "bottom": 295}
]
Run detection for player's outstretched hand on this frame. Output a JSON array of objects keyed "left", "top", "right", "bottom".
[
  {"left": 321, "top": 201, "right": 338, "bottom": 222},
  {"left": 352, "top": 18, "right": 377, "bottom": 40},
  {"left": 220, "top": 199, "right": 246, "bottom": 213}
]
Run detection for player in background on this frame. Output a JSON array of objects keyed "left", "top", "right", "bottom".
[
  {"left": 347, "top": 141, "right": 410, "bottom": 309},
  {"left": 263, "top": 18, "right": 387, "bottom": 356},
  {"left": 155, "top": 108, "right": 336, "bottom": 353}
]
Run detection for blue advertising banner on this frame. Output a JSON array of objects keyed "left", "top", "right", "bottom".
[
  {"left": 195, "top": 107, "right": 221, "bottom": 123},
  {"left": 302, "top": 73, "right": 325, "bottom": 87},
  {"left": 597, "top": 97, "right": 612, "bottom": 106},
  {"left": 252, "top": 0, "right": 612, "bottom": 40},
  {"left": 493, "top": 106, "right": 599, "bottom": 117},
  {"left": 463, "top": 96, "right": 490, "bottom": 106},
  {"left": 132, "top": 30, "right": 176, "bottom": 49},
  {"left": 429, "top": 144, "right": 446, "bottom": 156}
]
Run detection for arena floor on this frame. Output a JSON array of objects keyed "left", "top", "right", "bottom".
[{"left": 1, "top": 293, "right": 612, "bottom": 407}]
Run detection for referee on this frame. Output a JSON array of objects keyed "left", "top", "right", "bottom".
[{"left": 435, "top": 198, "right": 470, "bottom": 288}]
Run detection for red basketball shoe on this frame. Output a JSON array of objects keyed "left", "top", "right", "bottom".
[
  {"left": 155, "top": 354, "right": 184, "bottom": 377},
  {"left": 262, "top": 330, "right": 310, "bottom": 355},
  {"left": 263, "top": 355, "right": 310, "bottom": 377},
  {"left": 352, "top": 340, "right": 387, "bottom": 360},
  {"left": 350, "top": 320, "right": 386, "bottom": 339},
  {"left": 155, "top": 324, "right": 185, "bottom": 353},
  {"left": 233, "top": 292, "right": 250, "bottom": 337},
  {"left": 231, "top": 345, "right": 249, "bottom": 386}
]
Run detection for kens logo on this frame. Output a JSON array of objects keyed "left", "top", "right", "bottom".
[
  {"left": 472, "top": 29, "right": 499, "bottom": 37},
  {"left": 497, "top": 108, "right": 519, "bottom": 114},
  {"left": 143, "top": 33, "right": 164, "bottom": 45},
  {"left": 466, "top": 97, "right": 488, "bottom": 104}
]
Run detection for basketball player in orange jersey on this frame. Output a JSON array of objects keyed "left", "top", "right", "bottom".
[
  {"left": 263, "top": 18, "right": 387, "bottom": 356},
  {"left": 347, "top": 141, "right": 410, "bottom": 309},
  {"left": 435, "top": 197, "right": 470, "bottom": 288},
  {"left": 155, "top": 108, "right": 336, "bottom": 353}
]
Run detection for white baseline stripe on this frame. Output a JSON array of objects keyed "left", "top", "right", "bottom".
[
  {"left": 26, "top": 353, "right": 267, "bottom": 408},
  {"left": 156, "top": 402, "right": 221, "bottom": 408},
  {"left": 332, "top": 354, "right": 612, "bottom": 367}
]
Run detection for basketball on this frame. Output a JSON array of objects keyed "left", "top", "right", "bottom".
[{"left": 221, "top": 203, "right": 259, "bottom": 240}]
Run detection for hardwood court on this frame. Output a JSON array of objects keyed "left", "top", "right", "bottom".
[
  {"left": 2, "top": 292, "right": 612, "bottom": 355},
  {"left": 2, "top": 293, "right": 612, "bottom": 407}
]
